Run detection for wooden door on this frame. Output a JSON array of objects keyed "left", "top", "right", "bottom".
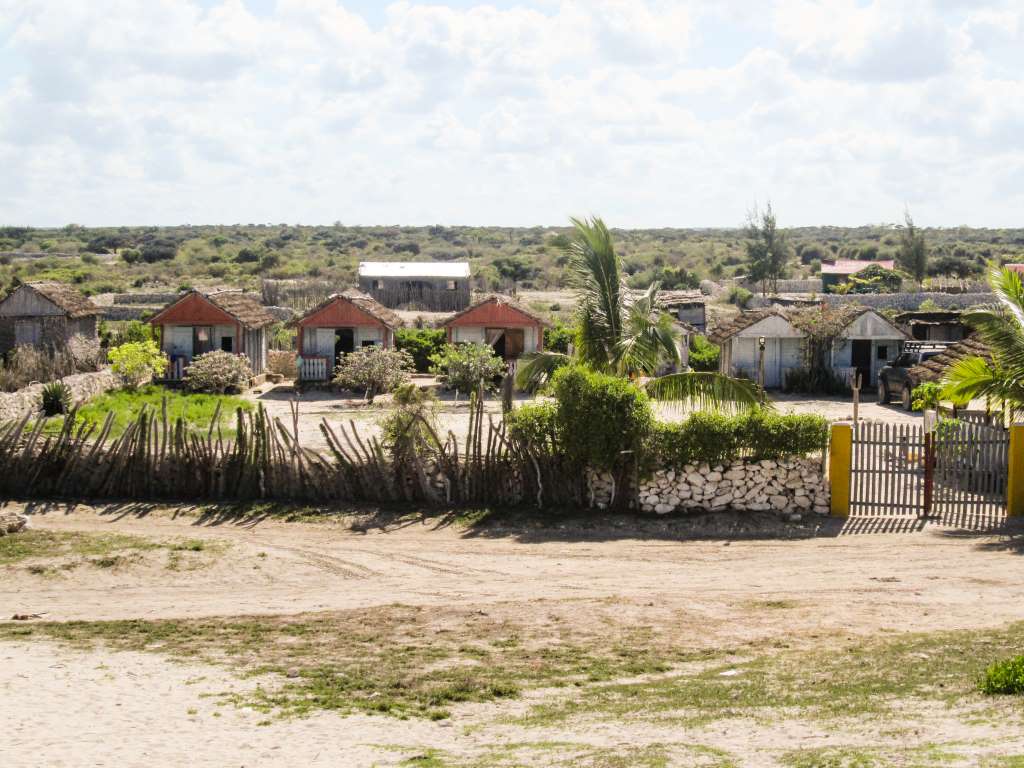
[{"left": 504, "top": 329, "right": 525, "bottom": 359}]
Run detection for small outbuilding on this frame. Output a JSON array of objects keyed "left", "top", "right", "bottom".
[
  {"left": 150, "top": 291, "right": 275, "bottom": 380},
  {"left": 709, "top": 309, "right": 805, "bottom": 388},
  {"left": 657, "top": 289, "right": 707, "bottom": 333},
  {"left": 292, "top": 290, "right": 403, "bottom": 381},
  {"left": 0, "top": 282, "right": 100, "bottom": 356},
  {"left": 894, "top": 310, "right": 967, "bottom": 342},
  {"left": 820, "top": 259, "right": 896, "bottom": 292},
  {"left": 358, "top": 261, "right": 471, "bottom": 311},
  {"left": 441, "top": 295, "right": 546, "bottom": 362}
]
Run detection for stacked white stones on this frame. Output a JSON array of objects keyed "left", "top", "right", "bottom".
[{"left": 636, "top": 457, "right": 829, "bottom": 516}]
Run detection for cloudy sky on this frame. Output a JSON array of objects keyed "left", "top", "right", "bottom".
[{"left": 0, "top": 0, "right": 1021, "bottom": 228}]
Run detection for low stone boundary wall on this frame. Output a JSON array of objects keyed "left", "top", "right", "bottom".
[
  {"left": 638, "top": 457, "right": 829, "bottom": 516},
  {"left": 0, "top": 369, "right": 119, "bottom": 423}
]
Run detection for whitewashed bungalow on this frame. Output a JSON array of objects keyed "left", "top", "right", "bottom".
[
  {"left": 0, "top": 282, "right": 100, "bottom": 356},
  {"left": 150, "top": 291, "right": 275, "bottom": 380},
  {"left": 292, "top": 290, "right": 402, "bottom": 381},
  {"left": 441, "top": 295, "right": 546, "bottom": 362},
  {"left": 808, "top": 306, "right": 907, "bottom": 388},
  {"left": 709, "top": 309, "right": 805, "bottom": 388}
]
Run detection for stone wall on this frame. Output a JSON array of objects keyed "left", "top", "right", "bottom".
[
  {"left": 586, "top": 456, "right": 829, "bottom": 516},
  {"left": 0, "top": 369, "right": 119, "bottom": 424}
]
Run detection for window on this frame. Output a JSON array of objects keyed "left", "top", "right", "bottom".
[
  {"left": 220, "top": 336, "right": 233, "bottom": 353},
  {"left": 361, "top": 339, "right": 379, "bottom": 348},
  {"left": 373, "top": 280, "right": 384, "bottom": 290},
  {"left": 447, "top": 280, "right": 457, "bottom": 290},
  {"left": 876, "top": 345, "right": 888, "bottom": 360}
]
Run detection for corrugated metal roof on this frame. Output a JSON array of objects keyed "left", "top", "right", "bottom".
[{"left": 359, "top": 261, "right": 470, "bottom": 278}]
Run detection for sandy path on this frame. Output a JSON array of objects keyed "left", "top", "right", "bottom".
[{"left": 3, "top": 506, "right": 1023, "bottom": 643}]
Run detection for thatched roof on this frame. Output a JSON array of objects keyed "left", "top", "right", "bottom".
[
  {"left": 440, "top": 294, "right": 548, "bottom": 328},
  {"left": 908, "top": 336, "right": 991, "bottom": 384},
  {"left": 25, "top": 282, "right": 100, "bottom": 318},
  {"left": 291, "top": 290, "right": 402, "bottom": 329},
  {"left": 707, "top": 309, "right": 793, "bottom": 344},
  {"left": 205, "top": 291, "right": 277, "bottom": 329}
]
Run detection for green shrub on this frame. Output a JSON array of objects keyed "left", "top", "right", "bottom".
[
  {"left": 505, "top": 401, "right": 559, "bottom": 454},
  {"left": 333, "top": 346, "right": 413, "bottom": 400},
  {"left": 981, "top": 656, "right": 1024, "bottom": 695},
  {"left": 395, "top": 328, "right": 447, "bottom": 373},
  {"left": 109, "top": 340, "right": 167, "bottom": 389},
  {"left": 381, "top": 383, "right": 440, "bottom": 463},
  {"left": 784, "top": 367, "right": 850, "bottom": 395},
  {"left": 183, "top": 350, "right": 253, "bottom": 394},
  {"left": 551, "top": 366, "right": 653, "bottom": 472},
  {"left": 41, "top": 381, "right": 72, "bottom": 416},
  {"left": 544, "top": 322, "right": 576, "bottom": 354},
  {"left": 727, "top": 285, "right": 753, "bottom": 308},
  {"left": 648, "top": 410, "right": 828, "bottom": 467},
  {"left": 688, "top": 335, "right": 720, "bottom": 372},
  {"left": 429, "top": 343, "right": 505, "bottom": 393},
  {"left": 911, "top": 382, "right": 942, "bottom": 411}
]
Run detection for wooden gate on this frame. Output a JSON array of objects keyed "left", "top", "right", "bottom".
[{"left": 850, "top": 418, "right": 1008, "bottom": 517}]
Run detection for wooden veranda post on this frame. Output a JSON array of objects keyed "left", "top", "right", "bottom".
[
  {"left": 829, "top": 422, "right": 852, "bottom": 517},
  {"left": 1008, "top": 424, "right": 1024, "bottom": 517}
]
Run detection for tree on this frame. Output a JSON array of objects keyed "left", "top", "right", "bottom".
[
  {"left": 332, "top": 346, "right": 413, "bottom": 401},
  {"left": 492, "top": 256, "right": 537, "bottom": 294},
  {"left": 108, "top": 340, "right": 167, "bottom": 388},
  {"left": 897, "top": 209, "right": 928, "bottom": 284},
  {"left": 516, "top": 217, "right": 764, "bottom": 412},
  {"left": 942, "top": 267, "right": 1024, "bottom": 414},
  {"left": 429, "top": 343, "right": 505, "bottom": 392},
  {"left": 745, "top": 202, "right": 789, "bottom": 296}
]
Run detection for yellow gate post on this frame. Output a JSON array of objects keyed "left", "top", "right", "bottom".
[
  {"left": 1007, "top": 424, "right": 1024, "bottom": 517},
  {"left": 829, "top": 422, "right": 853, "bottom": 517}
]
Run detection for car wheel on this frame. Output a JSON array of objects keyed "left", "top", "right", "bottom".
[
  {"left": 877, "top": 380, "right": 888, "bottom": 404},
  {"left": 901, "top": 385, "right": 913, "bottom": 411}
]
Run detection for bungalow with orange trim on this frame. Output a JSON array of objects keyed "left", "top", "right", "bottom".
[
  {"left": 150, "top": 291, "right": 275, "bottom": 380},
  {"left": 291, "top": 290, "right": 403, "bottom": 381},
  {"left": 441, "top": 295, "right": 546, "bottom": 361}
]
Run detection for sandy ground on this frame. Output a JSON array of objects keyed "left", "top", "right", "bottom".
[
  {"left": 3, "top": 505, "right": 1024, "bottom": 766},
  {"left": 243, "top": 381, "right": 921, "bottom": 453}
]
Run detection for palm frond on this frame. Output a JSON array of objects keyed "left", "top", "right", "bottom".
[
  {"left": 645, "top": 371, "right": 768, "bottom": 413},
  {"left": 613, "top": 282, "right": 680, "bottom": 376},
  {"left": 514, "top": 351, "right": 571, "bottom": 392}
]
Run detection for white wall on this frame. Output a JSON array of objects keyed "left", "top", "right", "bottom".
[
  {"left": 303, "top": 326, "right": 384, "bottom": 358},
  {"left": 452, "top": 325, "right": 540, "bottom": 353}
]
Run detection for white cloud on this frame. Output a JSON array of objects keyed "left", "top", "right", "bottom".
[{"left": 0, "top": 0, "right": 1020, "bottom": 226}]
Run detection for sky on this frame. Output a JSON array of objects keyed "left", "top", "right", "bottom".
[{"left": 0, "top": 0, "right": 1022, "bottom": 229}]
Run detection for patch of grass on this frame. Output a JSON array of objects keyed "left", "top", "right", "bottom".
[
  {"left": 46, "top": 385, "right": 252, "bottom": 438},
  {"left": 398, "top": 742, "right": 734, "bottom": 768},
  {"left": 981, "top": 656, "right": 1024, "bottom": 695},
  {"left": 0, "top": 529, "right": 224, "bottom": 571},
  {"left": 0, "top": 606, "right": 691, "bottom": 721},
  {"left": 781, "top": 745, "right": 965, "bottom": 768},
  {"left": 518, "top": 622, "right": 1024, "bottom": 728}
]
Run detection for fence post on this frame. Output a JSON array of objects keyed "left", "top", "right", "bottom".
[
  {"left": 1008, "top": 424, "right": 1024, "bottom": 517},
  {"left": 829, "top": 422, "right": 853, "bottom": 517}
]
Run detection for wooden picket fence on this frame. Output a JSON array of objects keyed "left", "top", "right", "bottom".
[
  {"left": 850, "top": 416, "right": 1008, "bottom": 518},
  {"left": 0, "top": 396, "right": 583, "bottom": 508}
]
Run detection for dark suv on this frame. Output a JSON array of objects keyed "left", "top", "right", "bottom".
[{"left": 877, "top": 342, "right": 951, "bottom": 410}]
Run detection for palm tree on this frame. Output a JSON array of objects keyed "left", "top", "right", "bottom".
[
  {"left": 516, "top": 217, "right": 765, "bottom": 412},
  {"left": 942, "top": 266, "right": 1024, "bottom": 415}
]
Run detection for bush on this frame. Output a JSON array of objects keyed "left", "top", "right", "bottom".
[
  {"left": 544, "top": 322, "right": 576, "bottom": 354},
  {"left": 41, "top": 381, "right": 72, "bottom": 416},
  {"left": 395, "top": 328, "right": 447, "bottom": 373},
  {"left": 784, "top": 367, "right": 850, "bottom": 395},
  {"left": 111, "top": 320, "right": 153, "bottom": 346},
  {"left": 109, "top": 340, "right": 167, "bottom": 389},
  {"left": 981, "top": 656, "right": 1024, "bottom": 695},
  {"left": 727, "top": 285, "right": 753, "bottom": 308},
  {"left": 551, "top": 366, "right": 653, "bottom": 472},
  {"left": 183, "top": 350, "right": 252, "bottom": 394},
  {"left": 381, "top": 383, "right": 440, "bottom": 463},
  {"left": 505, "top": 401, "right": 560, "bottom": 454},
  {"left": 268, "top": 350, "right": 297, "bottom": 378},
  {"left": 429, "top": 343, "right": 505, "bottom": 393},
  {"left": 911, "top": 382, "right": 943, "bottom": 411},
  {"left": 140, "top": 243, "right": 177, "bottom": 263},
  {"left": 649, "top": 410, "right": 828, "bottom": 467},
  {"left": 333, "top": 346, "right": 413, "bottom": 400},
  {"left": 688, "top": 335, "right": 720, "bottom": 372}
]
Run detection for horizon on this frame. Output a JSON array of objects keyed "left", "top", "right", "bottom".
[{"left": 2, "top": 1, "right": 1022, "bottom": 229}]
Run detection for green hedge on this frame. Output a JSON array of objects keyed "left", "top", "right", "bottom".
[
  {"left": 649, "top": 411, "right": 828, "bottom": 467},
  {"left": 505, "top": 401, "right": 559, "bottom": 454}
]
